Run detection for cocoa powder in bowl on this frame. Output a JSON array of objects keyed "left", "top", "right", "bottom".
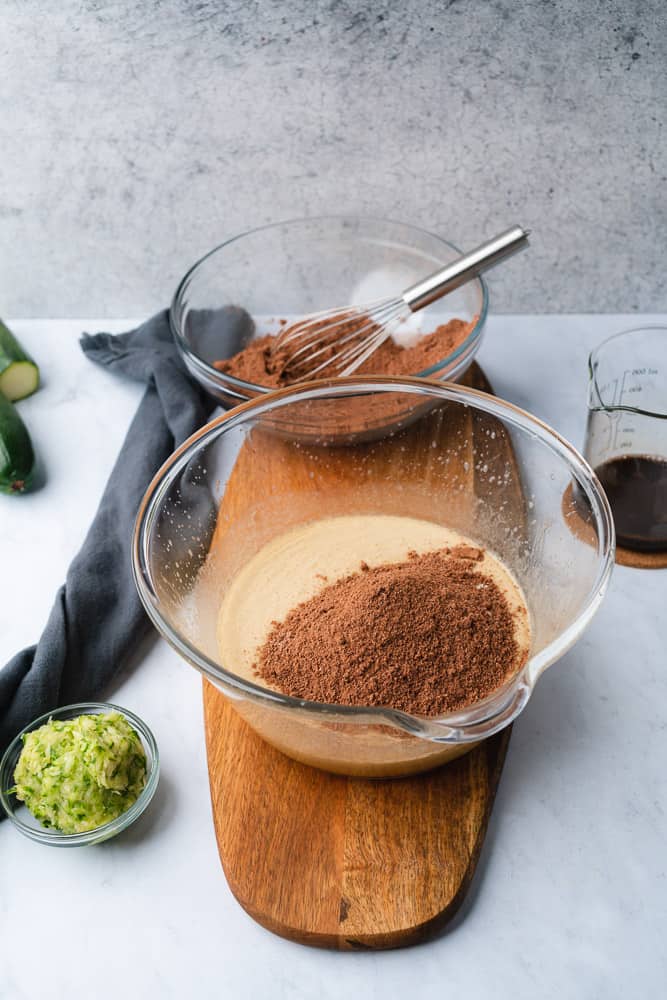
[
  {"left": 214, "top": 318, "right": 475, "bottom": 388},
  {"left": 254, "top": 545, "right": 524, "bottom": 716}
]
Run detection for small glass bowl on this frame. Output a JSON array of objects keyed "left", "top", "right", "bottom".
[
  {"left": 0, "top": 702, "right": 159, "bottom": 847},
  {"left": 170, "top": 215, "right": 488, "bottom": 408}
]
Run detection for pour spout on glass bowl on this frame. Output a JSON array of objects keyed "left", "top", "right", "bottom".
[{"left": 133, "top": 376, "right": 614, "bottom": 779}]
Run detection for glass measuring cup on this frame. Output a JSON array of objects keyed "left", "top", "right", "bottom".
[{"left": 584, "top": 326, "right": 667, "bottom": 551}]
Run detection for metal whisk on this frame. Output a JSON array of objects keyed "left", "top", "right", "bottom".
[{"left": 272, "top": 225, "right": 530, "bottom": 380}]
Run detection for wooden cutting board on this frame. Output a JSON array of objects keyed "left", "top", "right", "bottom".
[{"left": 204, "top": 364, "right": 519, "bottom": 949}]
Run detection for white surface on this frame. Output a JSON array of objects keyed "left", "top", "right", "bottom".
[{"left": 1, "top": 317, "right": 666, "bottom": 999}]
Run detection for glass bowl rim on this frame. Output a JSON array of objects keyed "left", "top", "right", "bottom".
[
  {"left": 588, "top": 324, "right": 667, "bottom": 419},
  {"left": 0, "top": 701, "right": 160, "bottom": 846},
  {"left": 132, "top": 375, "right": 616, "bottom": 742},
  {"left": 168, "top": 213, "right": 489, "bottom": 394}
]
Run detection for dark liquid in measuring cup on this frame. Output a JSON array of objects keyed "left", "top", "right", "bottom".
[{"left": 595, "top": 455, "right": 667, "bottom": 551}]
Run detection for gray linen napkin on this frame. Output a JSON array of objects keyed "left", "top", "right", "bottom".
[{"left": 0, "top": 310, "right": 216, "bottom": 757}]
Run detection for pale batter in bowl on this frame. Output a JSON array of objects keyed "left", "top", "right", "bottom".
[{"left": 217, "top": 514, "right": 531, "bottom": 708}]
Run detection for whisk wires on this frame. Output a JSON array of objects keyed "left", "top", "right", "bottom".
[{"left": 274, "top": 298, "right": 408, "bottom": 379}]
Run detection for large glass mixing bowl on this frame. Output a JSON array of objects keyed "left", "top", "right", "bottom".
[
  {"left": 170, "top": 216, "right": 487, "bottom": 408},
  {"left": 133, "top": 378, "right": 614, "bottom": 778}
]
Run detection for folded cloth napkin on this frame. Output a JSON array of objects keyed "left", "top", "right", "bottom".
[{"left": 0, "top": 310, "right": 216, "bottom": 760}]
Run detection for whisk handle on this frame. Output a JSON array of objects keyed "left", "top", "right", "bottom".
[{"left": 402, "top": 225, "right": 530, "bottom": 312}]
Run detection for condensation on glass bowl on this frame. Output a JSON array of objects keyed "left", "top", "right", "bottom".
[
  {"left": 133, "top": 377, "right": 615, "bottom": 778},
  {"left": 169, "top": 215, "right": 488, "bottom": 410}
]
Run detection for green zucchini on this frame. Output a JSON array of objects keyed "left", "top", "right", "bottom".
[
  {"left": 0, "top": 319, "right": 40, "bottom": 401},
  {"left": 0, "top": 390, "right": 35, "bottom": 493}
]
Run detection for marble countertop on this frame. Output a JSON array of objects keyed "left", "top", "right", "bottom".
[{"left": 1, "top": 316, "right": 665, "bottom": 999}]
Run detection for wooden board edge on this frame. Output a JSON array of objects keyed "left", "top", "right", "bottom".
[{"left": 203, "top": 679, "right": 513, "bottom": 951}]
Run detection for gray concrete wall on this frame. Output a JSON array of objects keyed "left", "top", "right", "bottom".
[{"left": 2, "top": 0, "right": 665, "bottom": 317}]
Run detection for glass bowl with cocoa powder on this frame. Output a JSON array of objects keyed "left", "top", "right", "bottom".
[
  {"left": 169, "top": 216, "right": 487, "bottom": 410},
  {"left": 133, "top": 378, "right": 615, "bottom": 779}
]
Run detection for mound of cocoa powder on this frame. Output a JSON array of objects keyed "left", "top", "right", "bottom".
[
  {"left": 254, "top": 545, "right": 522, "bottom": 716},
  {"left": 214, "top": 317, "right": 474, "bottom": 388}
]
